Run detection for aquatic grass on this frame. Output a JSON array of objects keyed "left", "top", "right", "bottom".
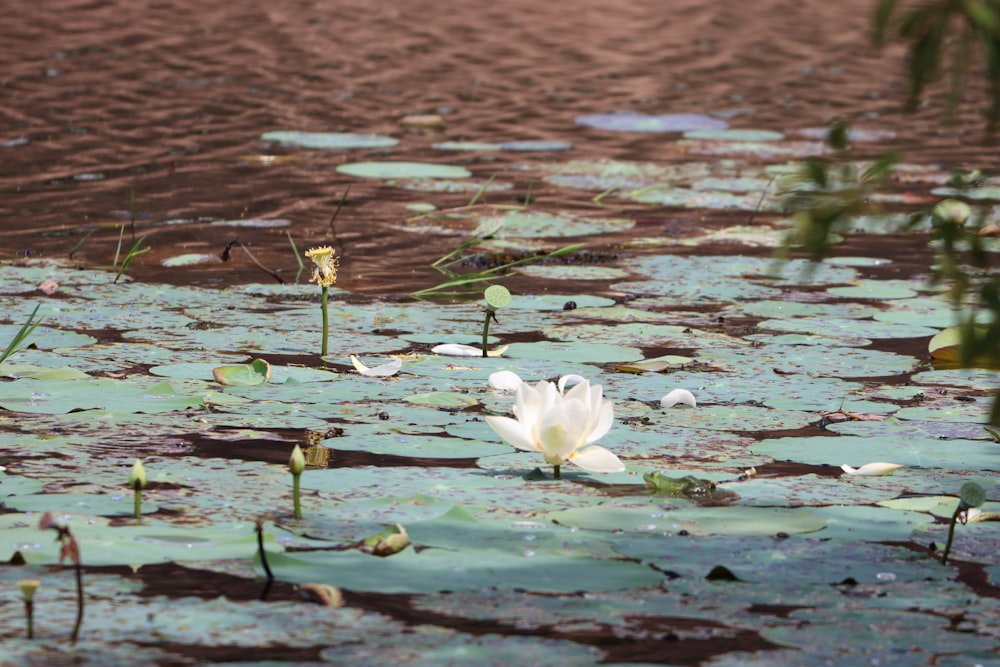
[
  {"left": 114, "top": 235, "right": 149, "bottom": 284},
  {"left": 0, "top": 303, "right": 44, "bottom": 364},
  {"left": 67, "top": 229, "right": 95, "bottom": 260},
  {"left": 286, "top": 232, "right": 305, "bottom": 283}
]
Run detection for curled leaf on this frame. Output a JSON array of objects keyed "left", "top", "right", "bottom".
[
  {"left": 212, "top": 358, "right": 272, "bottom": 386},
  {"left": 660, "top": 388, "right": 697, "bottom": 408},
  {"left": 299, "top": 583, "right": 344, "bottom": 607},
  {"left": 350, "top": 355, "right": 402, "bottom": 377},
  {"left": 840, "top": 462, "right": 903, "bottom": 476}
]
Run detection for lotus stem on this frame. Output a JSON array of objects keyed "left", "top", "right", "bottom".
[
  {"left": 481, "top": 308, "right": 495, "bottom": 358},
  {"left": 941, "top": 506, "right": 962, "bottom": 565},
  {"left": 256, "top": 519, "right": 274, "bottom": 600},
  {"left": 71, "top": 561, "right": 83, "bottom": 644},
  {"left": 320, "top": 285, "right": 329, "bottom": 357},
  {"left": 26, "top": 599, "right": 34, "bottom": 639},
  {"left": 293, "top": 472, "right": 302, "bottom": 520},
  {"left": 553, "top": 464, "right": 561, "bottom": 479},
  {"left": 134, "top": 487, "right": 142, "bottom": 519}
]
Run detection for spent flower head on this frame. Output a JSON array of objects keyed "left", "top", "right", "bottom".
[
  {"left": 18, "top": 579, "right": 40, "bottom": 602},
  {"left": 305, "top": 246, "right": 338, "bottom": 287}
]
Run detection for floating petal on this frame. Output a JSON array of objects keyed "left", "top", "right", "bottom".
[
  {"left": 840, "top": 462, "right": 903, "bottom": 476},
  {"left": 488, "top": 370, "right": 523, "bottom": 391},
  {"left": 350, "top": 355, "right": 402, "bottom": 378},
  {"left": 660, "top": 388, "right": 697, "bottom": 408}
]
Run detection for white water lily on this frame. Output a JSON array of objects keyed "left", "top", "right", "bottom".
[
  {"left": 350, "top": 355, "right": 402, "bottom": 377},
  {"left": 432, "top": 343, "right": 509, "bottom": 357},
  {"left": 485, "top": 377, "right": 624, "bottom": 478},
  {"left": 840, "top": 462, "right": 903, "bottom": 476},
  {"left": 660, "top": 388, "right": 697, "bottom": 408}
]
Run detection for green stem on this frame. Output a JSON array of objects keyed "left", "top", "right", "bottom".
[
  {"left": 257, "top": 520, "right": 274, "bottom": 600},
  {"left": 133, "top": 487, "right": 142, "bottom": 520},
  {"left": 481, "top": 308, "right": 494, "bottom": 358},
  {"left": 941, "top": 507, "right": 961, "bottom": 564},
  {"left": 25, "top": 600, "right": 33, "bottom": 639},
  {"left": 293, "top": 472, "right": 302, "bottom": 520},
  {"left": 320, "top": 286, "right": 329, "bottom": 357},
  {"left": 553, "top": 465, "right": 561, "bottom": 479}
]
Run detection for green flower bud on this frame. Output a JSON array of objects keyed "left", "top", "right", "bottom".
[
  {"left": 289, "top": 445, "right": 306, "bottom": 475},
  {"left": 933, "top": 199, "right": 971, "bottom": 226},
  {"left": 129, "top": 459, "right": 147, "bottom": 491},
  {"left": 18, "top": 579, "right": 39, "bottom": 602}
]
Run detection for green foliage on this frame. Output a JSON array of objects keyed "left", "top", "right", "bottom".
[
  {"left": 777, "top": 118, "right": 899, "bottom": 262},
  {"left": 874, "top": 0, "right": 1000, "bottom": 131},
  {"left": 0, "top": 303, "right": 44, "bottom": 364}
]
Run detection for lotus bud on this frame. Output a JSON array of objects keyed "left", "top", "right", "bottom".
[
  {"left": 933, "top": 199, "right": 971, "bottom": 226},
  {"left": 289, "top": 445, "right": 306, "bottom": 475},
  {"left": 18, "top": 579, "right": 39, "bottom": 603},
  {"left": 129, "top": 459, "right": 147, "bottom": 491}
]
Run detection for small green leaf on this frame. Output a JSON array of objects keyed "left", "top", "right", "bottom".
[{"left": 484, "top": 285, "right": 512, "bottom": 310}]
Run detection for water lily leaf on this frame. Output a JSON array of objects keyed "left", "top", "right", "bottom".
[
  {"left": 261, "top": 131, "right": 398, "bottom": 150},
  {"left": 212, "top": 358, "right": 272, "bottom": 386},
  {"left": 324, "top": 425, "right": 509, "bottom": 460},
  {"left": 3, "top": 492, "right": 158, "bottom": 516},
  {"left": 549, "top": 503, "right": 826, "bottom": 536},
  {"left": 266, "top": 542, "right": 660, "bottom": 593},
  {"left": 0, "top": 377, "right": 203, "bottom": 414},
  {"left": 757, "top": 316, "right": 939, "bottom": 340},
  {"left": 753, "top": 433, "right": 1000, "bottom": 471},
  {"left": 336, "top": 161, "right": 471, "bottom": 179},
  {"left": 683, "top": 129, "right": 784, "bottom": 141},
  {"left": 575, "top": 112, "right": 727, "bottom": 133},
  {"left": 496, "top": 140, "right": 572, "bottom": 151},
  {"left": 403, "top": 391, "right": 479, "bottom": 409},
  {"left": 432, "top": 141, "right": 501, "bottom": 151},
  {"left": 0, "top": 364, "right": 89, "bottom": 380}
]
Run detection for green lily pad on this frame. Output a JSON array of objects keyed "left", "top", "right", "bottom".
[
  {"left": 549, "top": 503, "right": 826, "bottom": 536},
  {"left": 336, "top": 161, "right": 471, "bottom": 179},
  {"left": 576, "top": 112, "right": 727, "bottom": 133},
  {"left": 212, "top": 358, "right": 272, "bottom": 386}
]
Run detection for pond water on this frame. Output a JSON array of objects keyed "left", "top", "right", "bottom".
[{"left": 2, "top": 0, "right": 1000, "bottom": 665}]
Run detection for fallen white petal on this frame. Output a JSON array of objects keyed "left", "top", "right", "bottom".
[
  {"left": 350, "top": 355, "right": 402, "bottom": 377},
  {"left": 488, "top": 370, "right": 523, "bottom": 391},
  {"left": 570, "top": 445, "right": 626, "bottom": 473},
  {"left": 660, "top": 388, "right": 697, "bottom": 408},
  {"left": 432, "top": 343, "right": 508, "bottom": 357},
  {"left": 840, "top": 462, "right": 903, "bottom": 476},
  {"left": 557, "top": 374, "right": 587, "bottom": 393}
]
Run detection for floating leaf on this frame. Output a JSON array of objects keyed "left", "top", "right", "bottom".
[
  {"left": 336, "top": 161, "right": 471, "bottom": 179},
  {"left": 212, "top": 358, "right": 272, "bottom": 386},
  {"left": 261, "top": 131, "right": 398, "bottom": 150}
]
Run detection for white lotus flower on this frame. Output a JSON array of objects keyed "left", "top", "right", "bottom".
[
  {"left": 488, "top": 370, "right": 522, "bottom": 391},
  {"left": 485, "top": 377, "right": 624, "bottom": 477},
  {"left": 660, "top": 388, "right": 697, "bottom": 408},
  {"left": 840, "top": 462, "right": 903, "bottom": 476},
  {"left": 350, "top": 355, "right": 402, "bottom": 377},
  {"left": 432, "top": 343, "right": 508, "bottom": 357}
]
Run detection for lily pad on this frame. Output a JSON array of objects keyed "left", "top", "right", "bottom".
[
  {"left": 336, "top": 161, "right": 471, "bottom": 179},
  {"left": 575, "top": 112, "right": 727, "bottom": 133}
]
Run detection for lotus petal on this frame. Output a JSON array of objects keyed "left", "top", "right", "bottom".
[
  {"left": 484, "top": 415, "right": 537, "bottom": 452},
  {"left": 350, "top": 355, "right": 402, "bottom": 378},
  {"left": 488, "top": 370, "right": 523, "bottom": 391},
  {"left": 840, "top": 462, "right": 903, "bottom": 476},
  {"left": 570, "top": 445, "right": 626, "bottom": 473},
  {"left": 660, "top": 388, "right": 697, "bottom": 408}
]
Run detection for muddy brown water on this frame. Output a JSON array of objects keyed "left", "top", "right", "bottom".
[
  {"left": 3, "top": 1, "right": 1000, "bottom": 663},
  {"left": 2, "top": 0, "right": 999, "bottom": 297}
]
